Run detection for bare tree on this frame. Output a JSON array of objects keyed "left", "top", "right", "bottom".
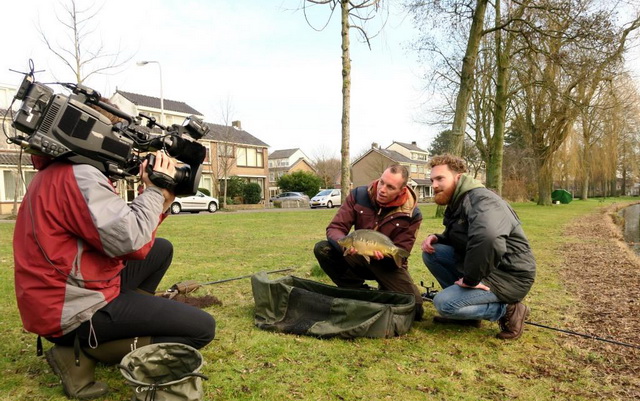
[
  {"left": 510, "top": 1, "right": 640, "bottom": 204},
  {"left": 212, "top": 98, "right": 239, "bottom": 209},
  {"left": 37, "top": 0, "right": 132, "bottom": 84},
  {"left": 312, "top": 146, "right": 342, "bottom": 188},
  {"left": 302, "top": 0, "right": 386, "bottom": 201}
]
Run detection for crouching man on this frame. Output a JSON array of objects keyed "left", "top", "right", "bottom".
[
  {"left": 422, "top": 154, "right": 536, "bottom": 339},
  {"left": 313, "top": 164, "right": 425, "bottom": 321}
]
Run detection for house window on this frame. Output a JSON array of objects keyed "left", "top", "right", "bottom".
[
  {"left": 2, "top": 169, "right": 35, "bottom": 201},
  {"left": 410, "top": 164, "right": 417, "bottom": 173},
  {"left": 257, "top": 150, "right": 263, "bottom": 167},
  {"left": 236, "top": 147, "right": 247, "bottom": 166},
  {"left": 218, "top": 143, "right": 234, "bottom": 157},
  {"left": 247, "top": 148, "right": 257, "bottom": 167},
  {"left": 236, "top": 146, "right": 264, "bottom": 167},
  {"left": 269, "top": 172, "right": 276, "bottom": 182}
]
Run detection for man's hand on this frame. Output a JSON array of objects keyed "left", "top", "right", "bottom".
[
  {"left": 455, "top": 278, "right": 490, "bottom": 291},
  {"left": 421, "top": 234, "right": 438, "bottom": 254},
  {"left": 140, "top": 151, "right": 176, "bottom": 212}
]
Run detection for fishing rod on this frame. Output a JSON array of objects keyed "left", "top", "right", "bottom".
[
  {"left": 524, "top": 321, "right": 640, "bottom": 350},
  {"left": 419, "top": 282, "right": 640, "bottom": 350},
  {"left": 159, "top": 267, "right": 295, "bottom": 298}
]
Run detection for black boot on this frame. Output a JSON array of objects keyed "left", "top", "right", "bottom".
[
  {"left": 45, "top": 345, "right": 109, "bottom": 399},
  {"left": 83, "top": 337, "right": 152, "bottom": 365}
]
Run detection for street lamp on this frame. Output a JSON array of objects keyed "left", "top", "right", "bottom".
[{"left": 136, "top": 60, "right": 164, "bottom": 126}]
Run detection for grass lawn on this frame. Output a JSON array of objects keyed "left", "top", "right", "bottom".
[{"left": 0, "top": 198, "right": 635, "bottom": 400}]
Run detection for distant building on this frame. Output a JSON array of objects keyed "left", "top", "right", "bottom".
[
  {"left": 268, "top": 148, "right": 315, "bottom": 198},
  {"left": 0, "top": 83, "right": 38, "bottom": 214},
  {"left": 203, "top": 120, "right": 270, "bottom": 202},
  {"left": 351, "top": 141, "right": 432, "bottom": 201},
  {"left": 110, "top": 89, "right": 205, "bottom": 127}
]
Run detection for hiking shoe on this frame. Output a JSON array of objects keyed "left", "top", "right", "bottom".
[
  {"left": 496, "top": 302, "right": 530, "bottom": 340},
  {"left": 433, "top": 315, "right": 482, "bottom": 328}
]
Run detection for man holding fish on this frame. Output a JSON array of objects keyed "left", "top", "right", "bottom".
[{"left": 313, "top": 164, "right": 425, "bottom": 321}]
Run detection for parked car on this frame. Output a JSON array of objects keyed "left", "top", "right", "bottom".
[
  {"left": 170, "top": 191, "right": 219, "bottom": 214},
  {"left": 310, "top": 189, "right": 342, "bottom": 209},
  {"left": 269, "top": 192, "right": 310, "bottom": 203}
]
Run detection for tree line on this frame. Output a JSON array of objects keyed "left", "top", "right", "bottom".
[{"left": 407, "top": 0, "right": 640, "bottom": 204}]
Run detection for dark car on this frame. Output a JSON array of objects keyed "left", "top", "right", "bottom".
[{"left": 269, "top": 192, "right": 310, "bottom": 203}]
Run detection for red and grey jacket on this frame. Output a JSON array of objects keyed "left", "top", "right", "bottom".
[
  {"left": 13, "top": 159, "right": 167, "bottom": 338},
  {"left": 326, "top": 183, "right": 422, "bottom": 267}
]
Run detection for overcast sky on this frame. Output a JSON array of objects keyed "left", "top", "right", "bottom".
[
  {"left": 0, "top": 0, "right": 437, "bottom": 159},
  {"left": 4, "top": 1, "right": 639, "bottom": 161}
]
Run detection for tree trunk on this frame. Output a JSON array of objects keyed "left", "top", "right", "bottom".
[
  {"left": 536, "top": 155, "right": 553, "bottom": 206},
  {"left": 339, "top": 0, "right": 351, "bottom": 202},
  {"left": 485, "top": 0, "right": 509, "bottom": 194},
  {"left": 450, "top": 0, "right": 488, "bottom": 155},
  {"left": 223, "top": 178, "right": 228, "bottom": 209},
  {"left": 580, "top": 142, "right": 590, "bottom": 200}
]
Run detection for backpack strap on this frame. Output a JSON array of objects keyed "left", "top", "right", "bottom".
[{"left": 353, "top": 186, "right": 373, "bottom": 209}]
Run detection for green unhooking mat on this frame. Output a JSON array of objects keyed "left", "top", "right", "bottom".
[{"left": 251, "top": 272, "right": 415, "bottom": 339}]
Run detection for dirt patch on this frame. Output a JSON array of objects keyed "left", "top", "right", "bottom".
[{"left": 559, "top": 205, "right": 640, "bottom": 399}]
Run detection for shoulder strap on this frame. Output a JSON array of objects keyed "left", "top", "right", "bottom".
[{"left": 353, "top": 186, "right": 373, "bottom": 208}]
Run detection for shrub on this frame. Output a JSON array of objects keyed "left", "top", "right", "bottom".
[
  {"left": 243, "top": 183, "right": 262, "bottom": 204},
  {"left": 277, "top": 171, "right": 322, "bottom": 197},
  {"left": 198, "top": 188, "right": 211, "bottom": 196},
  {"left": 223, "top": 176, "right": 246, "bottom": 199}
]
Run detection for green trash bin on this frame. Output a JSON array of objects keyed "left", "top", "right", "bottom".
[{"left": 552, "top": 189, "right": 572, "bottom": 204}]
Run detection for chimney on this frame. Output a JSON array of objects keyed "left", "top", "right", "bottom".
[
  {"left": 411, "top": 141, "right": 417, "bottom": 145},
  {"left": 371, "top": 142, "right": 379, "bottom": 149},
  {"left": 232, "top": 120, "right": 242, "bottom": 130}
]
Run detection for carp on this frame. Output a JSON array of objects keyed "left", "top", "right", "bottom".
[{"left": 337, "top": 229, "right": 410, "bottom": 267}]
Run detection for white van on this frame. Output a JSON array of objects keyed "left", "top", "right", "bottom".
[{"left": 310, "top": 189, "right": 342, "bottom": 209}]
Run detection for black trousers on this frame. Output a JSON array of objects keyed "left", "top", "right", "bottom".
[
  {"left": 48, "top": 238, "right": 216, "bottom": 349},
  {"left": 313, "top": 240, "right": 423, "bottom": 306}
]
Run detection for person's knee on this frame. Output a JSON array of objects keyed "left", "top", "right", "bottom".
[
  {"left": 433, "top": 292, "right": 457, "bottom": 317},
  {"left": 422, "top": 250, "right": 435, "bottom": 267},
  {"left": 313, "top": 240, "right": 333, "bottom": 260},
  {"left": 192, "top": 313, "right": 216, "bottom": 349},
  {"left": 154, "top": 238, "right": 174, "bottom": 260}
]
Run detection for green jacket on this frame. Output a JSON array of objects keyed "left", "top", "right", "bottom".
[{"left": 435, "top": 175, "right": 536, "bottom": 303}]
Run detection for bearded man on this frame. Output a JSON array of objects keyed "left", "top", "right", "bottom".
[{"left": 421, "top": 154, "right": 536, "bottom": 340}]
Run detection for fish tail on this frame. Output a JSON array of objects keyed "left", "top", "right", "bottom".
[{"left": 392, "top": 248, "right": 410, "bottom": 268}]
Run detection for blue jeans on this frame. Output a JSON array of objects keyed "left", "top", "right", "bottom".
[{"left": 422, "top": 244, "right": 506, "bottom": 321}]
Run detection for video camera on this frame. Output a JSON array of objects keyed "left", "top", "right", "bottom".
[{"left": 6, "top": 64, "right": 209, "bottom": 196}]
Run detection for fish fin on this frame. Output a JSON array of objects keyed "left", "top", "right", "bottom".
[
  {"left": 397, "top": 248, "right": 410, "bottom": 258},
  {"left": 363, "top": 255, "right": 370, "bottom": 264},
  {"left": 392, "top": 253, "right": 404, "bottom": 268}
]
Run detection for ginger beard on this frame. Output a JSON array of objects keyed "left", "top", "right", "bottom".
[
  {"left": 434, "top": 185, "right": 455, "bottom": 205},
  {"left": 430, "top": 164, "right": 460, "bottom": 206}
]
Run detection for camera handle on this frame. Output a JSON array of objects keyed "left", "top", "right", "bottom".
[{"left": 145, "top": 154, "right": 176, "bottom": 191}]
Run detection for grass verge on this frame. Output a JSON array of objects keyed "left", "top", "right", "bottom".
[{"left": 0, "top": 198, "right": 634, "bottom": 400}]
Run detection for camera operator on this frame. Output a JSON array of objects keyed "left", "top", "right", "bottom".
[{"left": 13, "top": 148, "right": 216, "bottom": 399}]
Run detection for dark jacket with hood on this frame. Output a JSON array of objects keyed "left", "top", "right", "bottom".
[
  {"left": 326, "top": 183, "right": 422, "bottom": 268},
  {"left": 435, "top": 175, "right": 535, "bottom": 303}
]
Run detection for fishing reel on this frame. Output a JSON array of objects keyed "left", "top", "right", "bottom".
[{"left": 420, "top": 281, "right": 439, "bottom": 302}]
